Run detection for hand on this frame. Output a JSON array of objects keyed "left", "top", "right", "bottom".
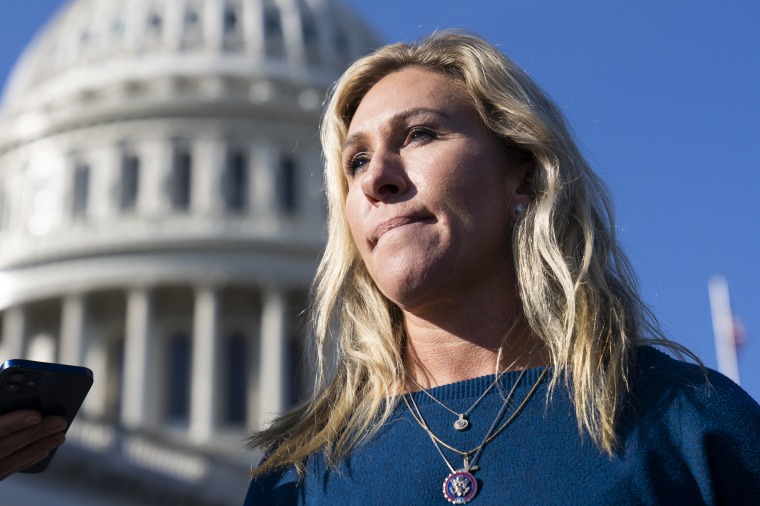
[{"left": 0, "top": 410, "right": 67, "bottom": 480}]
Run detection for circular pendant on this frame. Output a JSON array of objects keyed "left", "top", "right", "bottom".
[
  {"left": 453, "top": 417, "right": 469, "bottom": 431},
  {"left": 442, "top": 470, "right": 478, "bottom": 504}
]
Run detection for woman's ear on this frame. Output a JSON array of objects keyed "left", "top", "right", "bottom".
[
  {"left": 514, "top": 161, "right": 534, "bottom": 197},
  {"left": 508, "top": 159, "right": 534, "bottom": 210}
]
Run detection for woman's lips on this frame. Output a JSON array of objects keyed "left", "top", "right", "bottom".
[{"left": 372, "top": 215, "right": 428, "bottom": 244}]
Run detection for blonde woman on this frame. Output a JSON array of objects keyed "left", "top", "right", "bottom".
[{"left": 248, "top": 31, "right": 760, "bottom": 504}]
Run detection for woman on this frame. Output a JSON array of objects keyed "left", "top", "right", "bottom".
[
  {"left": 246, "top": 31, "right": 760, "bottom": 504},
  {"left": 0, "top": 411, "right": 66, "bottom": 480}
]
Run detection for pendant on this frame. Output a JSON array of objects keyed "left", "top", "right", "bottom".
[
  {"left": 453, "top": 414, "right": 469, "bottom": 431},
  {"left": 442, "top": 470, "right": 478, "bottom": 504}
]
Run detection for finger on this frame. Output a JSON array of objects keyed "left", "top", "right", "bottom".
[
  {"left": 0, "top": 432, "right": 65, "bottom": 481},
  {"left": 0, "top": 416, "right": 67, "bottom": 460},
  {"left": 0, "top": 410, "right": 43, "bottom": 436}
]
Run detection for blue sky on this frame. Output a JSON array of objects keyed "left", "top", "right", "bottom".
[{"left": 1, "top": 1, "right": 758, "bottom": 402}]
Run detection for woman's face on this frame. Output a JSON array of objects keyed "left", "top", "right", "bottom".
[{"left": 342, "top": 67, "right": 527, "bottom": 311}]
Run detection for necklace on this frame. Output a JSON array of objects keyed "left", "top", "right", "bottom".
[
  {"left": 408, "top": 369, "right": 507, "bottom": 431},
  {"left": 404, "top": 366, "right": 548, "bottom": 504}
]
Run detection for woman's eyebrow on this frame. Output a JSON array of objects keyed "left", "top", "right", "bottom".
[{"left": 342, "top": 107, "right": 451, "bottom": 153}]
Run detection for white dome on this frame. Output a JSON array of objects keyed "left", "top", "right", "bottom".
[
  {"left": 0, "top": 0, "right": 379, "bottom": 142},
  {"left": 0, "top": 0, "right": 381, "bottom": 287}
]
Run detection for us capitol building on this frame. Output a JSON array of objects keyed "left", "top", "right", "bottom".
[{"left": 0, "top": 0, "right": 379, "bottom": 504}]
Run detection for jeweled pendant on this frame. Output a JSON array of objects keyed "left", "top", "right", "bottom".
[
  {"left": 453, "top": 414, "right": 469, "bottom": 431},
  {"left": 442, "top": 470, "right": 478, "bottom": 504}
]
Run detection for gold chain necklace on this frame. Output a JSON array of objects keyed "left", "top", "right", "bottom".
[{"left": 403, "top": 366, "right": 549, "bottom": 504}]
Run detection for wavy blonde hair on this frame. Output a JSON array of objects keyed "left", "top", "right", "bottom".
[{"left": 250, "top": 31, "right": 690, "bottom": 477}]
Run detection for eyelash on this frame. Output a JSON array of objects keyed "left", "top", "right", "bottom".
[
  {"left": 343, "top": 126, "right": 437, "bottom": 175},
  {"left": 407, "top": 126, "right": 436, "bottom": 144},
  {"left": 346, "top": 153, "right": 370, "bottom": 174}
]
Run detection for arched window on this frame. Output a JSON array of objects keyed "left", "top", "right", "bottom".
[
  {"left": 223, "top": 2, "right": 244, "bottom": 53},
  {"left": 120, "top": 153, "right": 139, "bottom": 211},
  {"left": 224, "top": 149, "right": 248, "bottom": 212},
  {"left": 172, "top": 148, "right": 192, "bottom": 210},
  {"left": 224, "top": 332, "right": 248, "bottom": 424},
  {"left": 264, "top": 4, "right": 284, "bottom": 57},
  {"left": 278, "top": 156, "right": 297, "bottom": 213},
  {"left": 0, "top": 185, "right": 9, "bottom": 230},
  {"left": 166, "top": 332, "right": 192, "bottom": 423},
  {"left": 72, "top": 162, "right": 90, "bottom": 218},
  {"left": 300, "top": 2, "right": 320, "bottom": 63}
]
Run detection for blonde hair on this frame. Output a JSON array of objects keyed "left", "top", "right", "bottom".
[{"left": 250, "top": 30, "right": 692, "bottom": 476}]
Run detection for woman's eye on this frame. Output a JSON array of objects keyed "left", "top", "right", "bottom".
[
  {"left": 346, "top": 153, "right": 370, "bottom": 175},
  {"left": 407, "top": 127, "right": 435, "bottom": 144}
]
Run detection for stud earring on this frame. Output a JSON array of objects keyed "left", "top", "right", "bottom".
[{"left": 514, "top": 204, "right": 525, "bottom": 216}]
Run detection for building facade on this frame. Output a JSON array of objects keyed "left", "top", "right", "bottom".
[{"left": 0, "top": 0, "right": 379, "bottom": 504}]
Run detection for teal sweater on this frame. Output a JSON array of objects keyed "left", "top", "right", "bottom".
[{"left": 245, "top": 347, "right": 760, "bottom": 505}]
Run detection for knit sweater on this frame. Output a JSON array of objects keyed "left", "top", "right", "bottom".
[{"left": 245, "top": 347, "right": 760, "bottom": 505}]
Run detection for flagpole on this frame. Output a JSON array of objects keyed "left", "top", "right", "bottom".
[{"left": 708, "top": 275, "right": 740, "bottom": 384}]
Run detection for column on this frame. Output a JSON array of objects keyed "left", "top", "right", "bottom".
[
  {"left": 1, "top": 305, "right": 26, "bottom": 359},
  {"left": 243, "top": 0, "right": 265, "bottom": 57},
  {"left": 59, "top": 293, "right": 86, "bottom": 365},
  {"left": 193, "top": 138, "right": 224, "bottom": 216},
  {"left": 140, "top": 140, "right": 173, "bottom": 216},
  {"left": 88, "top": 144, "right": 120, "bottom": 223},
  {"left": 302, "top": 150, "right": 325, "bottom": 227},
  {"left": 82, "top": 333, "right": 108, "bottom": 418},
  {"left": 250, "top": 142, "right": 277, "bottom": 217},
  {"left": 189, "top": 285, "right": 220, "bottom": 443},
  {"left": 256, "top": 287, "right": 287, "bottom": 429},
  {"left": 121, "top": 287, "right": 154, "bottom": 431}
]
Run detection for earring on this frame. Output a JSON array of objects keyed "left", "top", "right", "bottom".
[{"left": 514, "top": 204, "right": 525, "bottom": 216}]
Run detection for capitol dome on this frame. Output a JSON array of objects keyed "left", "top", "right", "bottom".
[
  {"left": 1, "top": 0, "right": 376, "bottom": 121},
  {"left": 0, "top": 1, "right": 380, "bottom": 504}
]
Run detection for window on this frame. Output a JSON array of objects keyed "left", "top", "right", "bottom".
[
  {"left": 148, "top": 12, "right": 162, "bottom": 33},
  {"left": 166, "top": 332, "right": 192, "bottom": 422},
  {"left": 183, "top": 3, "right": 203, "bottom": 50},
  {"left": 0, "top": 187, "right": 9, "bottom": 230},
  {"left": 224, "top": 5, "right": 239, "bottom": 33},
  {"left": 120, "top": 154, "right": 139, "bottom": 211},
  {"left": 301, "top": 7, "right": 320, "bottom": 63},
  {"left": 223, "top": 3, "right": 244, "bottom": 52},
  {"left": 224, "top": 150, "right": 247, "bottom": 212},
  {"left": 224, "top": 333, "right": 248, "bottom": 424},
  {"left": 301, "top": 14, "right": 317, "bottom": 45},
  {"left": 278, "top": 156, "right": 297, "bottom": 213},
  {"left": 72, "top": 163, "right": 90, "bottom": 218},
  {"left": 264, "top": 5, "right": 284, "bottom": 57},
  {"left": 334, "top": 26, "right": 349, "bottom": 59},
  {"left": 172, "top": 148, "right": 192, "bottom": 210}
]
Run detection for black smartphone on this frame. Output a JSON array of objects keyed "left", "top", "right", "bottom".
[{"left": 0, "top": 359, "right": 93, "bottom": 473}]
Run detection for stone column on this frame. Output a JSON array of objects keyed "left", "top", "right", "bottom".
[
  {"left": 250, "top": 142, "right": 278, "bottom": 218},
  {"left": 1, "top": 305, "right": 26, "bottom": 359},
  {"left": 140, "top": 140, "right": 173, "bottom": 217},
  {"left": 59, "top": 293, "right": 86, "bottom": 366},
  {"left": 88, "top": 144, "right": 120, "bottom": 223},
  {"left": 243, "top": 0, "right": 265, "bottom": 57},
  {"left": 257, "top": 287, "right": 287, "bottom": 429},
  {"left": 121, "top": 287, "right": 154, "bottom": 431},
  {"left": 193, "top": 138, "right": 224, "bottom": 216},
  {"left": 189, "top": 285, "right": 220, "bottom": 444}
]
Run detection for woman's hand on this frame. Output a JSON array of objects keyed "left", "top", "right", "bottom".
[{"left": 0, "top": 410, "right": 67, "bottom": 480}]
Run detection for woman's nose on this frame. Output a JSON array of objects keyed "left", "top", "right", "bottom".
[{"left": 359, "top": 152, "right": 408, "bottom": 202}]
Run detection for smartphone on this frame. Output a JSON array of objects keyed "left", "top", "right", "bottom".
[{"left": 0, "top": 359, "right": 93, "bottom": 473}]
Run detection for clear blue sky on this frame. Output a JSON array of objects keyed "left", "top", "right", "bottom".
[{"left": 1, "top": 0, "right": 758, "bottom": 402}]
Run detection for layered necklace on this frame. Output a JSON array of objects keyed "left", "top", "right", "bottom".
[
  {"left": 407, "top": 368, "right": 507, "bottom": 431},
  {"left": 404, "top": 366, "right": 549, "bottom": 504}
]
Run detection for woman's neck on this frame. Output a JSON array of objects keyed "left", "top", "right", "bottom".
[{"left": 402, "top": 302, "right": 548, "bottom": 388}]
